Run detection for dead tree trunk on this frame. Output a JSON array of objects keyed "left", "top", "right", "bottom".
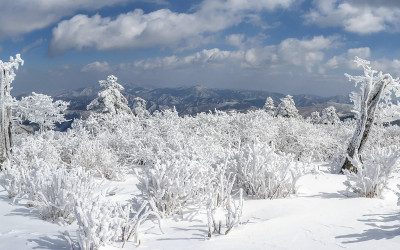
[
  {"left": 341, "top": 75, "right": 390, "bottom": 173},
  {"left": 0, "top": 68, "right": 12, "bottom": 165},
  {"left": 0, "top": 55, "right": 23, "bottom": 168}
]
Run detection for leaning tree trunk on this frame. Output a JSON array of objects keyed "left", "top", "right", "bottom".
[
  {"left": 341, "top": 75, "right": 390, "bottom": 173},
  {"left": 0, "top": 68, "right": 12, "bottom": 165}
]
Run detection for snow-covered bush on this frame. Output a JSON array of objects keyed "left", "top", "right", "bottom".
[
  {"left": 344, "top": 146, "right": 400, "bottom": 198},
  {"left": 75, "top": 196, "right": 162, "bottom": 249},
  {"left": 27, "top": 166, "right": 95, "bottom": 224},
  {"left": 320, "top": 106, "right": 340, "bottom": 125},
  {"left": 207, "top": 170, "right": 243, "bottom": 237},
  {"left": 136, "top": 157, "right": 211, "bottom": 216},
  {"left": 70, "top": 138, "right": 124, "bottom": 180},
  {"left": 0, "top": 131, "right": 65, "bottom": 198},
  {"left": 1, "top": 153, "right": 95, "bottom": 224},
  {"left": 308, "top": 111, "right": 321, "bottom": 124},
  {"left": 120, "top": 199, "right": 163, "bottom": 247},
  {"left": 75, "top": 196, "right": 122, "bottom": 250},
  {"left": 132, "top": 97, "right": 150, "bottom": 118},
  {"left": 235, "top": 140, "right": 303, "bottom": 199}
]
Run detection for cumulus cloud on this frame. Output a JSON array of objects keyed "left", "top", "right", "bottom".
[
  {"left": 226, "top": 34, "right": 246, "bottom": 48},
  {"left": 325, "top": 47, "right": 371, "bottom": 70},
  {"left": 323, "top": 47, "right": 400, "bottom": 77},
  {"left": 131, "top": 35, "right": 337, "bottom": 72},
  {"left": 81, "top": 61, "right": 111, "bottom": 72},
  {"left": 0, "top": 0, "right": 138, "bottom": 40},
  {"left": 304, "top": 0, "right": 400, "bottom": 34},
  {"left": 49, "top": 0, "right": 298, "bottom": 56},
  {"left": 371, "top": 59, "right": 400, "bottom": 77}
]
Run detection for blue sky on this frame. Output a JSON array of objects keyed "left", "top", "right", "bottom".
[{"left": 1, "top": 0, "right": 400, "bottom": 96}]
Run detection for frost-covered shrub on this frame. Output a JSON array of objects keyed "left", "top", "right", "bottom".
[
  {"left": 0, "top": 131, "right": 66, "bottom": 199},
  {"left": 70, "top": 138, "right": 123, "bottom": 180},
  {"left": 1, "top": 153, "right": 95, "bottom": 224},
  {"left": 7, "top": 131, "right": 64, "bottom": 170},
  {"left": 75, "top": 196, "right": 162, "bottom": 250},
  {"left": 27, "top": 165, "right": 95, "bottom": 224},
  {"left": 320, "top": 106, "right": 340, "bottom": 125},
  {"left": 0, "top": 159, "right": 30, "bottom": 198},
  {"left": 136, "top": 157, "right": 211, "bottom": 216},
  {"left": 75, "top": 196, "right": 122, "bottom": 250},
  {"left": 235, "top": 140, "right": 303, "bottom": 199},
  {"left": 207, "top": 171, "right": 243, "bottom": 237},
  {"left": 344, "top": 146, "right": 400, "bottom": 198},
  {"left": 308, "top": 111, "right": 321, "bottom": 124}
]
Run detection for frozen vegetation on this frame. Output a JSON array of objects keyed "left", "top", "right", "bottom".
[{"left": 0, "top": 55, "right": 400, "bottom": 249}]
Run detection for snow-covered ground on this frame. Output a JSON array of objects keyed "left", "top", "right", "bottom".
[{"left": 1, "top": 165, "right": 400, "bottom": 250}]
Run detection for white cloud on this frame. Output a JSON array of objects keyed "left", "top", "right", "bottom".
[
  {"left": 0, "top": 0, "right": 139, "bottom": 40},
  {"left": 81, "top": 61, "right": 111, "bottom": 72},
  {"left": 325, "top": 47, "right": 371, "bottom": 70},
  {"left": 131, "top": 35, "right": 337, "bottom": 72},
  {"left": 49, "top": 0, "right": 298, "bottom": 56},
  {"left": 304, "top": 0, "right": 400, "bottom": 34},
  {"left": 226, "top": 34, "right": 246, "bottom": 48},
  {"left": 132, "top": 48, "right": 244, "bottom": 70},
  {"left": 371, "top": 59, "right": 400, "bottom": 77}
]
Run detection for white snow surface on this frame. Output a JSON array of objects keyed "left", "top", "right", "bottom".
[{"left": 1, "top": 165, "right": 400, "bottom": 250}]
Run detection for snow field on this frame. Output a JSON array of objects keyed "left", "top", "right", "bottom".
[{"left": 1, "top": 166, "right": 400, "bottom": 249}]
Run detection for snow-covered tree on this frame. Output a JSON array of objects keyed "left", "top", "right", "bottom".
[
  {"left": 16, "top": 92, "right": 69, "bottom": 132},
  {"left": 342, "top": 57, "right": 400, "bottom": 173},
  {"left": 308, "top": 111, "right": 321, "bottom": 124},
  {"left": 132, "top": 97, "right": 150, "bottom": 118},
  {"left": 87, "top": 75, "right": 132, "bottom": 116},
  {"left": 0, "top": 54, "right": 23, "bottom": 164},
  {"left": 263, "top": 97, "right": 275, "bottom": 115},
  {"left": 320, "top": 106, "right": 340, "bottom": 125},
  {"left": 275, "top": 95, "right": 300, "bottom": 118}
]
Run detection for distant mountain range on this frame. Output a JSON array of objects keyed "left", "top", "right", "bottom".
[{"left": 40, "top": 85, "right": 354, "bottom": 124}]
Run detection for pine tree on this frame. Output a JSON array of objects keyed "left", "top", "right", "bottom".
[
  {"left": 263, "top": 97, "right": 275, "bottom": 115},
  {"left": 87, "top": 75, "right": 132, "bottom": 116},
  {"left": 275, "top": 95, "right": 300, "bottom": 118},
  {"left": 132, "top": 97, "right": 150, "bottom": 118},
  {"left": 308, "top": 111, "right": 321, "bottom": 124},
  {"left": 320, "top": 106, "right": 340, "bottom": 125}
]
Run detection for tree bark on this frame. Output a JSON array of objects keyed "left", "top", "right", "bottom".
[
  {"left": 341, "top": 75, "right": 390, "bottom": 173},
  {"left": 0, "top": 68, "right": 12, "bottom": 166}
]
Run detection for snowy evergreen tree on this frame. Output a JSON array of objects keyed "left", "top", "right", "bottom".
[
  {"left": 0, "top": 54, "right": 23, "bottom": 164},
  {"left": 16, "top": 92, "right": 69, "bottom": 132},
  {"left": 132, "top": 97, "right": 150, "bottom": 118},
  {"left": 342, "top": 57, "right": 400, "bottom": 173},
  {"left": 308, "top": 111, "right": 321, "bottom": 124},
  {"left": 275, "top": 95, "right": 300, "bottom": 118},
  {"left": 320, "top": 106, "right": 340, "bottom": 125},
  {"left": 87, "top": 75, "right": 132, "bottom": 116},
  {"left": 263, "top": 97, "right": 275, "bottom": 115}
]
